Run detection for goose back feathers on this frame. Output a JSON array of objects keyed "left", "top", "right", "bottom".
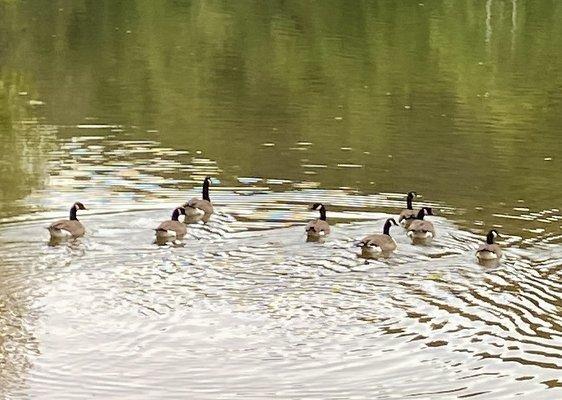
[
  {"left": 48, "top": 202, "right": 87, "bottom": 239},
  {"left": 359, "top": 218, "right": 399, "bottom": 255},
  {"left": 185, "top": 177, "right": 214, "bottom": 216},
  {"left": 306, "top": 203, "right": 330, "bottom": 236},
  {"left": 407, "top": 207, "right": 435, "bottom": 243},
  {"left": 156, "top": 207, "right": 187, "bottom": 239},
  {"left": 398, "top": 191, "right": 417, "bottom": 228},
  {"left": 476, "top": 229, "right": 502, "bottom": 260}
]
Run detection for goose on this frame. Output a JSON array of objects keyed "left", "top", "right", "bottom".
[
  {"left": 358, "top": 218, "right": 399, "bottom": 257},
  {"left": 47, "top": 202, "right": 87, "bottom": 239},
  {"left": 184, "top": 176, "right": 214, "bottom": 219},
  {"left": 407, "top": 207, "right": 435, "bottom": 244},
  {"left": 306, "top": 203, "right": 330, "bottom": 237},
  {"left": 476, "top": 229, "right": 502, "bottom": 261},
  {"left": 398, "top": 191, "right": 417, "bottom": 228},
  {"left": 155, "top": 207, "right": 187, "bottom": 239}
]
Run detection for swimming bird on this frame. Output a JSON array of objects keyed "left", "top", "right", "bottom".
[
  {"left": 47, "top": 202, "right": 87, "bottom": 239},
  {"left": 407, "top": 207, "right": 435, "bottom": 244},
  {"left": 306, "top": 203, "right": 330, "bottom": 238},
  {"left": 476, "top": 229, "right": 502, "bottom": 261},
  {"left": 398, "top": 191, "right": 417, "bottom": 228},
  {"left": 358, "top": 218, "right": 399, "bottom": 257},
  {"left": 155, "top": 207, "right": 187, "bottom": 240},
  {"left": 184, "top": 176, "right": 214, "bottom": 220}
]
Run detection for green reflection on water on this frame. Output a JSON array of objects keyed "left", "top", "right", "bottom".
[{"left": 0, "top": 0, "right": 561, "bottom": 216}]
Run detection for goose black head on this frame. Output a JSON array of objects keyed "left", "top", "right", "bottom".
[
  {"left": 311, "top": 203, "right": 327, "bottom": 221},
  {"left": 311, "top": 203, "right": 323, "bottom": 211},
  {"left": 202, "top": 177, "right": 212, "bottom": 201},
  {"left": 486, "top": 229, "right": 500, "bottom": 244},
  {"left": 70, "top": 202, "right": 86, "bottom": 220},
  {"left": 383, "top": 218, "right": 399, "bottom": 235},
  {"left": 406, "top": 191, "right": 417, "bottom": 210},
  {"left": 171, "top": 207, "right": 186, "bottom": 221},
  {"left": 416, "top": 207, "right": 433, "bottom": 219}
]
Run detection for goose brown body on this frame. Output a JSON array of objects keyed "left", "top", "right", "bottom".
[
  {"left": 185, "top": 198, "right": 213, "bottom": 215},
  {"left": 398, "top": 191, "right": 418, "bottom": 228},
  {"left": 155, "top": 207, "right": 187, "bottom": 239},
  {"left": 306, "top": 219, "right": 331, "bottom": 235},
  {"left": 399, "top": 209, "right": 417, "bottom": 227},
  {"left": 359, "top": 218, "right": 398, "bottom": 255},
  {"left": 306, "top": 203, "right": 330, "bottom": 236},
  {"left": 48, "top": 202, "right": 87, "bottom": 239},
  {"left": 407, "top": 207, "right": 435, "bottom": 244},
  {"left": 184, "top": 177, "right": 214, "bottom": 218},
  {"left": 476, "top": 230, "right": 502, "bottom": 260}
]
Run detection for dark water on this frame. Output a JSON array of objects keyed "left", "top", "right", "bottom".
[{"left": 0, "top": 1, "right": 561, "bottom": 398}]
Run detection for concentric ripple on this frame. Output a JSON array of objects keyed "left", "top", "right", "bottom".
[{"left": 1, "top": 187, "right": 561, "bottom": 399}]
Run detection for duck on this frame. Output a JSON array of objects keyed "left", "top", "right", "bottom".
[
  {"left": 476, "top": 229, "right": 502, "bottom": 261},
  {"left": 398, "top": 191, "right": 417, "bottom": 228},
  {"left": 184, "top": 176, "right": 214, "bottom": 220},
  {"left": 306, "top": 203, "right": 330, "bottom": 238},
  {"left": 407, "top": 207, "right": 435, "bottom": 244},
  {"left": 47, "top": 202, "right": 87, "bottom": 239},
  {"left": 155, "top": 207, "right": 187, "bottom": 240},
  {"left": 358, "top": 218, "right": 399, "bottom": 257}
]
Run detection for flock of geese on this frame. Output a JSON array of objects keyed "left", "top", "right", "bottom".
[{"left": 47, "top": 178, "right": 502, "bottom": 262}]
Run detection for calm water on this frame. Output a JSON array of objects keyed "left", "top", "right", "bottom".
[{"left": 1, "top": 1, "right": 561, "bottom": 398}]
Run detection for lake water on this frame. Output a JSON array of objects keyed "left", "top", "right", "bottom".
[{"left": 0, "top": 1, "right": 561, "bottom": 398}]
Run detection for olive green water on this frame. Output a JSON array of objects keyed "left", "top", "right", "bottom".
[{"left": 1, "top": 1, "right": 561, "bottom": 399}]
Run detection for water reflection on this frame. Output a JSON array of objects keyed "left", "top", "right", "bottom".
[
  {"left": 0, "top": 0, "right": 560, "bottom": 218},
  {"left": 0, "top": 71, "right": 54, "bottom": 217}
]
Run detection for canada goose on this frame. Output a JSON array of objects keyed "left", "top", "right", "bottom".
[
  {"left": 306, "top": 203, "right": 330, "bottom": 237},
  {"left": 47, "top": 202, "right": 87, "bottom": 239},
  {"left": 407, "top": 207, "right": 435, "bottom": 244},
  {"left": 476, "top": 229, "right": 502, "bottom": 260},
  {"left": 184, "top": 176, "right": 214, "bottom": 219},
  {"left": 358, "top": 218, "right": 399, "bottom": 257},
  {"left": 155, "top": 207, "right": 187, "bottom": 239},
  {"left": 398, "top": 191, "right": 417, "bottom": 228}
]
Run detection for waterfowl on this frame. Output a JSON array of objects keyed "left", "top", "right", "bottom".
[
  {"left": 358, "top": 218, "right": 399, "bottom": 257},
  {"left": 155, "top": 207, "right": 187, "bottom": 239},
  {"left": 47, "top": 202, "right": 87, "bottom": 239},
  {"left": 306, "top": 203, "right": 330, "bottom": 237},
  {"left": 407, "top": 207, "right": 435, "bottom": 244},
  {"left": 398, "top": 191, "right": 417, "bottom": 228},
  {"left": 476, "top": 229, "right": 502, "bottom": 260},
  {"left": 184, "top": 176, "right": 214, "bottom": 219}
]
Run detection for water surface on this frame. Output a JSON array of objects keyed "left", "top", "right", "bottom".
[{"left": 0, "top": 1, "right": 561, "bottom": 398}]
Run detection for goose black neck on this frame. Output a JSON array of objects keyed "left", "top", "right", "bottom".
[
  {"left": 486, "top": 232, "right": 495, "bottom": 245},
  {"left": 69, "top": 206, "right": 78, "bottom": 221},
  {"left": 171, "top": 208, "right": 181, "bottom": 221},
  {"left": 383, "top": 220, "right": 392, "bottom": 235},
  {"left": 202, "top": 180, "right": 210, "bottom": 201},
  {"left": 319, "top": 206, "right": 326, "bottom": 221},
  {"left": 416, "top": 208, "right": 426, "bottom": 220},
  {"left": 406, "top": 196, "right": 413, "bottom": 210}
]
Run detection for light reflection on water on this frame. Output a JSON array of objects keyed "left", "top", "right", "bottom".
[
  {"left": 1, "top": 0, "right": 562, "bottom": 397},
  {"left": 0, "top": 131, "right": 561, "bottom": 399}
]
